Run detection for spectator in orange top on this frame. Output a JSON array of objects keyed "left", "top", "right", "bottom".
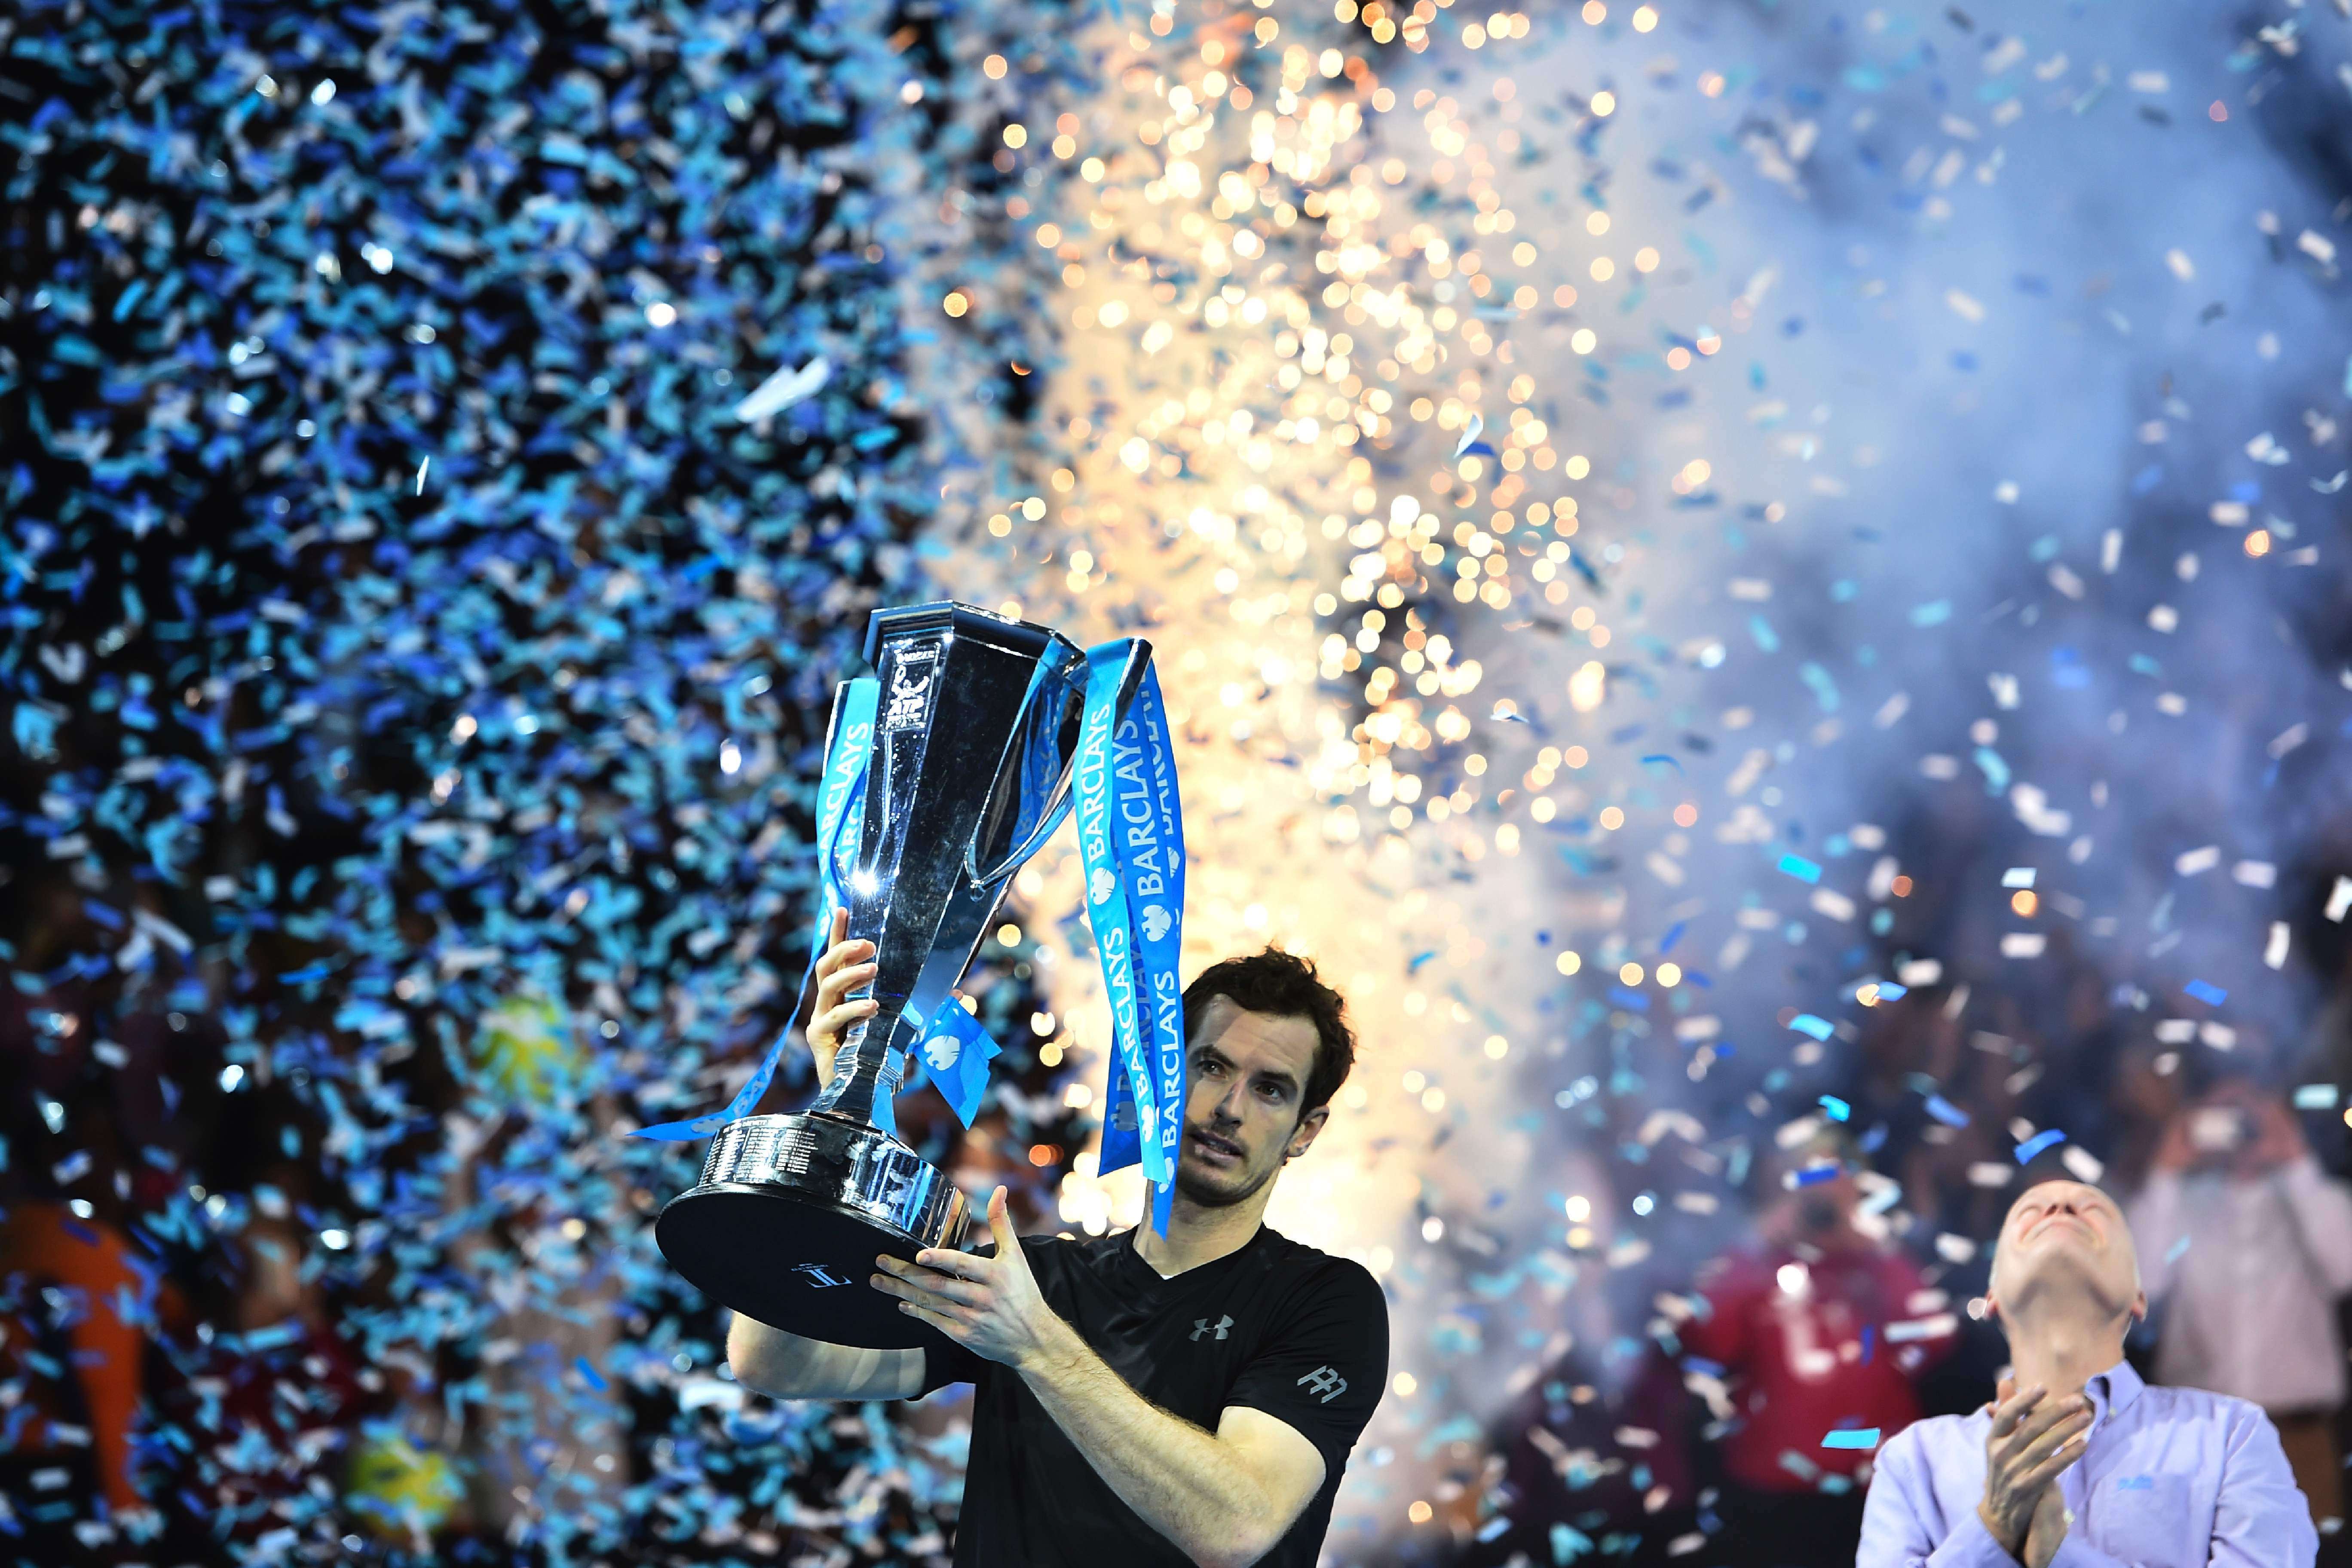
[
  {"left": 1679, "top": 1124, "right": 1957, "bottom": 1566},
  {"left": 0, "top": 886, "right": 185, "bottom": 1544},
  {"left": 0, "top": 1200, "right": 170, "bottom": 1521}
]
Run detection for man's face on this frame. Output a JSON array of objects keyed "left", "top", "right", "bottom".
[
  {"left": 1988, "top": 1179, "right": 2145, "bottom": 1326},
  {"left": 1173, "top": 995, "right": 1327, "bottom": 1210},
  {"left": 1783, "top": 1138, "right": 1860, "bottom": 1240}
]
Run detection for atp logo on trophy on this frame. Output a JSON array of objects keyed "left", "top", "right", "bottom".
[{"left": 878, "top": 649, "right": 938, "bottom": 732}]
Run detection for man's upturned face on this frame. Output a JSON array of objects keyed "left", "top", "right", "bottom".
[
  {"left": 1173, "top": 995, "right": 1326, "bottom": 1210},
  {"left": 1988, "top": 1179, "right": 2144, "bottom": 1326}
]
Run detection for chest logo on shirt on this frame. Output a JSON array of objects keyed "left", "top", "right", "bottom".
[
  {"left": 1191, "top": 1314, "right": 1233, "bottom": 1342},
  {"left": 1298, "top": 1366, "right": 1348, "bottom": 1404},
  {"left": 793, "top": 1262, "right": 853, "bottom": 1289}
]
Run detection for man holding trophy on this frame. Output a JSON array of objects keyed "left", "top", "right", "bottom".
[{"left": 644, "top": 603, "right": 1389, "bottom": 1567}]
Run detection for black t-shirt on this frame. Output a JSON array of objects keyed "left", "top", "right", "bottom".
[{"left": 922, "top": 1222, "right": 1389, "bottom": 1567}]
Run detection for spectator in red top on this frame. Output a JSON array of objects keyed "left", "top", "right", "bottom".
[{"left": 1679, "top": 1124, "right": 1958, "bottom": 1566}]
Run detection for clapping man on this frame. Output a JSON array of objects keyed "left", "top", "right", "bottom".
[{"left": 1856, "top": 1177, "right": 2315, "bottom": 1566}]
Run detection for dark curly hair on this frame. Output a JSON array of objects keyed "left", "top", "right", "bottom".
[{"left": 1180, "top": 947, "right": 1357, "bottom": 1123}]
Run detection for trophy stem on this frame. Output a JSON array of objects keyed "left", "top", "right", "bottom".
[{"left": 809, "top": 1007, "right": 908, "bottom": 1126}]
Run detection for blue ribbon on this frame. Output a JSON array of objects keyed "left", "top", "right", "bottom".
[
  {"left": 1073, "top": 649, "right": 1188, "bottom": 1235},
  {"left": 1072, "top": 649, "right": 1156, "bottom": 1192},
  {"left": 635, "top": 680, "right": 879, "bottom": 1142},
  {"left": 637, "top": 639, "right": 1188, "bottom": 1202},
  {"left": 908, "top": 995, "right": 1001, "bottom": 1127}
]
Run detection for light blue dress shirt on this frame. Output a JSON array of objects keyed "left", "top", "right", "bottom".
[{"left": 1855, "top": 1359, "right": 2315, "bottom": 1567}]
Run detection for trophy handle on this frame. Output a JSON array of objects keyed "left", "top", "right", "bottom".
[{"left": 966, "top": 637, "right": 1152, "bottom": 886}]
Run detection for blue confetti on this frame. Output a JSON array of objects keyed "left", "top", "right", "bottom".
[
  {"left": 1798, "top": 662, "right": 1841, "bottom": 713},
  {"left": 0, "top": 0, "right": 1085, "bottom": 1553},
  {"left": 12, "top": 0, "right": 2345, "bottom": 1555},
  {"left": 1822, "top": 1428, "right": 1882, "bottom": 1450},
  {"left": 2015, "top": 1128, "right": 2068, "bottom": 1164}
]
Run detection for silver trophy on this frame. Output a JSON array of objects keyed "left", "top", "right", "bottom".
[{"left": 655, "top": 602, "right": 1148, "bottom": 1349}]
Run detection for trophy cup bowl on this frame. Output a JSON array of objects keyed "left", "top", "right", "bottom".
[{"left": 655, "top": 602, "right": 1146, "bottom": 1349}]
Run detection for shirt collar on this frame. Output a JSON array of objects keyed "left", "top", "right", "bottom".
[
  {"left": 1121, "top": 1221, "right": 1265, "bottom": 1284},
  {"left": 2086, "top": 1358, "right": 2144, "bottom": 1424}
]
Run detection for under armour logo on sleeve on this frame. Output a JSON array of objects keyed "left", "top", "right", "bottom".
[
  {"left": 1191, "top": 1314, "right": 1233, "bottom": 1342},
  {"left": 1297, "top": 1366, "right": 1348, "bottom": 1403}
]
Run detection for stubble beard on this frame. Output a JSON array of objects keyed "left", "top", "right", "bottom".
[{"left": 1175, "top": 1139, "right": 1280, "bottom": 1209}]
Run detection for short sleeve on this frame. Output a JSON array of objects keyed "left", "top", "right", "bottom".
[
  {"left": 919, "top": 1328, "right": 985, "bottom": 1395},
  {"left": 1221, "top": 1260, "right": 1390, "bottom": 1474},
  {"left": 917, "top": 1233, "right": 1062, "bottom": 1396}
]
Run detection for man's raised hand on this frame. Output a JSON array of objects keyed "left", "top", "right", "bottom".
[
  {"left": 806, "top": 906, "right": 878, "bottom": 1084},
  {"left": 1976, "top": 1377, "right": 2091, "bottom": 1559}
]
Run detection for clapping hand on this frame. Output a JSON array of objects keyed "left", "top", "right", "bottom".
[
  {"left": 2021, "top": 1480, "right": 2070, "bottom": 1568},
  {"left": 1976, "top": 1378, "right": 2090, "bottom": 1559}
]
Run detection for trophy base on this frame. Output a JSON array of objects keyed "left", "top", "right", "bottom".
[{"left": 654, "top": 1112, "right": 971, "bottom": 1351}]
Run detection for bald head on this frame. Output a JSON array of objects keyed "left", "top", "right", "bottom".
[{"left": 1986, "top": 1179, "right": 2145, "bottom": 1336}]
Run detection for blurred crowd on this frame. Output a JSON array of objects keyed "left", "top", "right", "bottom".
[
  {"left": 12, "top": 864, "right": 2352, "bottom": 1567},
  {"left": 0, "top": 894, "right": 624, "bottom": 1565},
  {"left": 0, "top": 877, "right": 1061, "bottom": 1567}
]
